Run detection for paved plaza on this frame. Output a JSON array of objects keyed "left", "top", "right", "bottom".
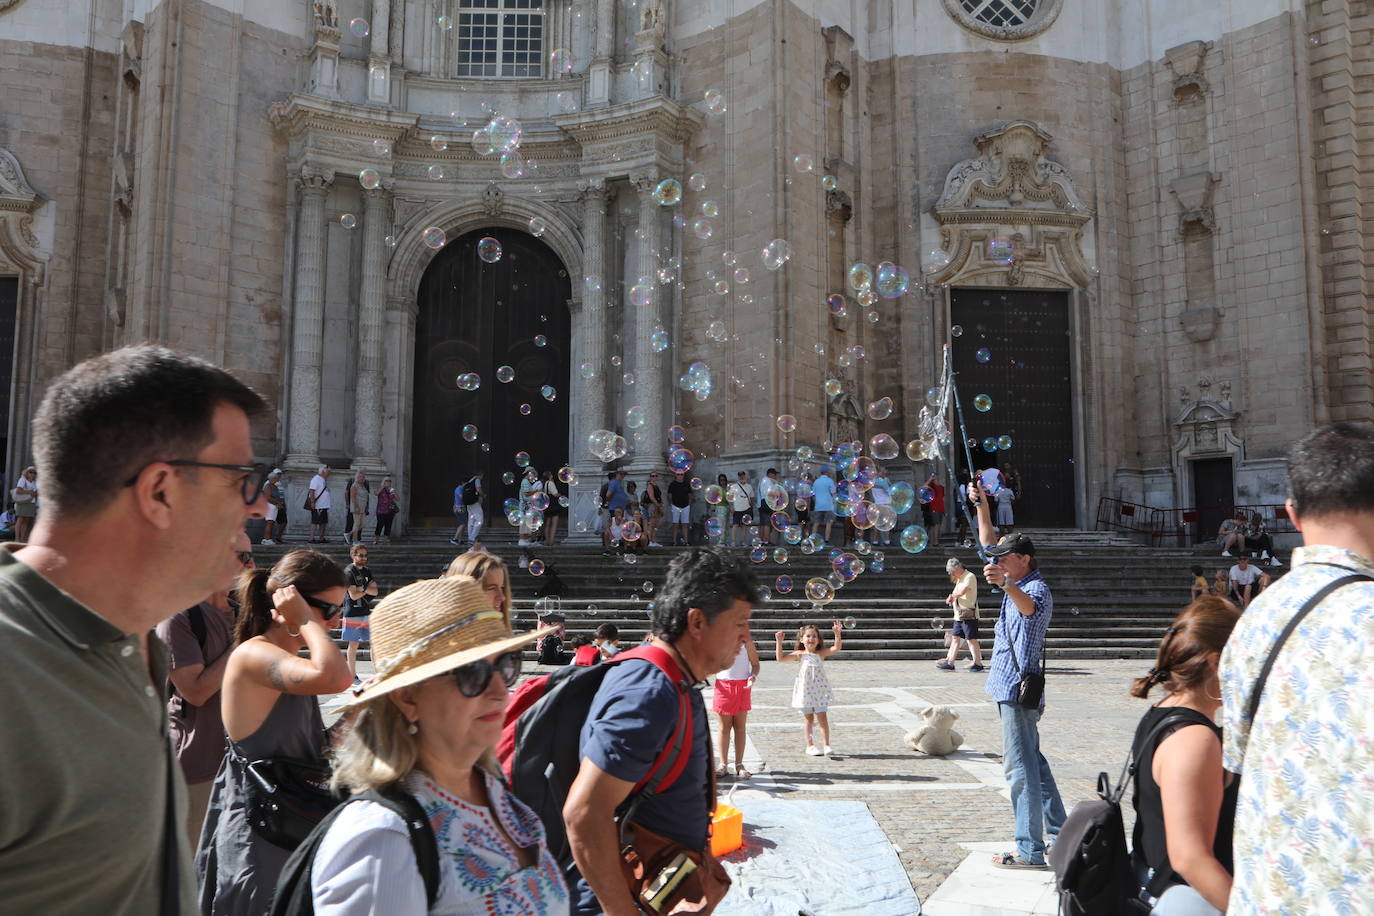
[{"left": 327, "top": 655, "right": 1157, "bottom": 913}]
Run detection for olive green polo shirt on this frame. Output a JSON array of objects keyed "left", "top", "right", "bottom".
[{"left": 0, "top": 547, "right": 198, "bottom": 914}]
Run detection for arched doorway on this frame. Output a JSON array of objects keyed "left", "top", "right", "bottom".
[{"left": 411, "top": 227, "right": 572, "bottom": 520}]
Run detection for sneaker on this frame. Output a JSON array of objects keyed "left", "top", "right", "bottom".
[
  {"left": 935, "top": 662, "right": 956, "bottom": 670},
  {"left": 969, "top": 663, "right": 986, "bottom": 672},
  {"left": 351, "top": 676, "right": 362, "bottom": 689},
  {"left": 805, "top": 745, "right": 822, "bottom": 756},
  {"left": 648, "top": 542, "right": 661, "bottom": 547},
  {"left": 1270, "top": 556, "right": 1283, "bottom": 567},
  {"left": 822, "top": 745, "right": 834, "bottom": 756},
  {"left": 260, "top": 539, "right": 276, "bottom": 546},
  {"left": 1221, "top": 551, "right": 1232, "bottom": 557},
  {"left": 449, "top": 538, "right": 462, "bottom": 546}
]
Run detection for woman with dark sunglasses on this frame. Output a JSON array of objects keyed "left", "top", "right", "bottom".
[
  {"left": 195, "top": 549, "right": 351, "bottom": 914},
  {"left": 312, "top": 576, "right": 570, "bottom": 913}
]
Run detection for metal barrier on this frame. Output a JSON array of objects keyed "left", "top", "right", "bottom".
[{"left": 1096, "top": 498, "right": 1294, "bottom": 548}]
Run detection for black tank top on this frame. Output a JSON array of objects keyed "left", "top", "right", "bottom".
[{"left": 1129, "top": 705, "right": 1239, "bottom": 889}]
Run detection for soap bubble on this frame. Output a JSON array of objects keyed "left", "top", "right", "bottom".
[
  {"left": 805, "top": 578, "right": 835, "bottom": 605},
  {"left": 578, "top": 361, "right": 597, "bottom": 380},
  {"left": 653, "top": 178, "right": 683, "bottom": 206},
  {"left": 588, "top": 429, "right": 628, "bottom": 462},
  {"left": 824, "top": 378, "right": 842, "bottom": 397},
  {"left": 704, "top": 89, "right": 727, "bottom": 113},
  {"left": 998, "top": 435, "right": 1014, "bottom": 450},
  {"left": 776, "top": 414, "right": 797, "bottom": 433},
  {"left": 847, "top": 262, "right": 873, "bottom": 291},
  {"left": 827, "top": 294, "right": 847, "bottom": 317},
  {"left": 650, "top": 330, "right": 670, "bottom": 352},
  {"left": 822, "top": 174, "right": 838, "bottom": 190},
  {"left": 555, "top": 91, "right": 579, "bottom": 112},
  {"left": 621, "top": 520, "right": 642, "bottom": 541},
  {"left": 504, "top": 498, "right": 521, "bottom": 518},
  {"left": 519, "top": 403, "right": 532, "bottom": 416},
  {"left": 766, "top": 488, "right": 789, "bottom": 511},
  {"left": 982, "top": 438, "right": 998, "bottom": 452},
  {"left": 699, "top": 200, "right": 719, "bottom": 217},
  {"left": 524, "top": 217, "right": 547, "bottom": 239},
  {"left": 988, "top": 237, "right": 1014, "bottom": 264},
  {"left": 704, "top": 517, "right": 723, "bottom": 538},
  {"left": 476, "top": 237, "right": 503, "bottom": 263},
  {"left": 793, "top": 154, "right": 815, "bottom": 173},
  {"left": 456, "top": 372, "right": 480, "bottom": 391},
  {"left": 339, "top": 213, "right": 357, "bottom": 229},
  {"left": 667, "top": 446, "right": 695, "bottom": 473},
  {"left": 436, "top": 14, "right": 453, "bottom": 30},
  {"left": 541, "top": 385, "right": 556, "bottom": 402},
  {"left": 918, "top": 486, "right": 934, "bottom": 504},
  {"left": 527, "top": 558, "right": 545, "bottom": 576},
  {"left": 349, "top": 17, "right": 370, "bottom": 37},
  {"left": 925, "top": 387, "right": 944, "bottom": 408},
  {"left": 951, "top": 324, "right": 963, "bottom": 337},
  {"left": 733, "top": 267, "right": 750, "bottom": 284},
  {"left": 532, "top": 334, "right": 548, "bottom": 348},
  {"left": 358, "top": 168, "right": 381, "bottom": 189},
  {"left": 867, "top": 397, "right": 893, "bottom": 420},
  {"left": 512, "top": 451, "right": 530, "bottom": 468},
  {"left": 629, "top": 283, "right": 653, "bottom": 307},
  {"left": 692, "top": 219, "right": 714, "bottom": 240},
  {"left": 372, "top": 138, "right": 391, "bottom": 157},
  {"left": 796, "top": 445, "right": 814, "bottom": 460},
  {"left": 461, "top": 424, "right": 479, "bottom": 442},
  {"left": 422, "top": 226, "right": 446, "bottom": 249},
  {"left": 843, "top": 616, "right": 857, "bottom": 629},
  {"left": 869, "top": 433, "right": 899, "bottom": 460},
  {"left": 667, "top": 425, "right": 687, "bottom": 444},
  {"left": 890, "top": 482, "right": 915, "bottom": 514},
  {"left": 922, "top": 248, "right": 952, "bottom": 274},
  {"left": 706, "top": 320, "right": 727, "bottom": 341},
  {"left": 775, "top": 575, "right": 793, "bottom": 594},
  {"left": 496, "top": 365, "right": 515, "bottom": 384},
  {"left": 704, "top": 484, "right": 724, "bottom": 505},
  {"left": 584, "top": 275, "right": 602, "bottom": 294},
  {"left": 502, "top": 472, "right": 515, "bottom": 486},
  {"left": 549, "top": 47, "right": 572, "bottom": 74},
  {"left": 486, "top": 115, "right": 522, "bottom": 151},
  {"left": 429, "top": 134, "right": 448, "bottom": 152},
  {"left": 973, "top": 394, "right": 993, "bottom": 412},
  {"left": 975, "top": 348, "right": 991, "bottom": 364},
  {"left": 496, "top": 150, "right": 524, "bottom": 179},
  {"left": 899, "top": 525, "right": 929, "bottom": 554},
  {"left": 427, "top": 165, "right": 444, "bottom": 180},
  {"left": 688, "top": 173, "right": 707, "bottom": 192},
  {"left": 874, "top": 262, "right": 910, "bottom": 298},
  {"left": 761, "top": 239, "right": 793, "bottom": 271},
  {"left": 625, "top": 406, "right": 646, "bottom": 428}
]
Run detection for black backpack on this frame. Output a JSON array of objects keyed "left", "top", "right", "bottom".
[
  {"left": 1050, "top": 712, "right": 1194, "bottom": 915},
  {"left": 536, "top": 633, "right": 567, "bottom": 666},
  {"left": 461, "top": 478, "right": 480, "bottom": 506},
  {"left": 269, "top": 785, "right": 439, "bottom": 915}
]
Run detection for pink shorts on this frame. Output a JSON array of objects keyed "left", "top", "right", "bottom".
[{"left": 713, "top": 678, "right": 752, "bottom": 715}]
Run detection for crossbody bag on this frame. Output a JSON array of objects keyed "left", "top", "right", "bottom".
[{"left": 1005, "top": 613, "right": 1047, "bottom": 709}]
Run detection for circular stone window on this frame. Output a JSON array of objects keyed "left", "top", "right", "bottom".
[{"left": 943, "top": 0, "right": 1063, "bottom": 41}]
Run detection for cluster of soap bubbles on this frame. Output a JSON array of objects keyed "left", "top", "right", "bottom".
[
  {"left": 677, "top": 361, "right": 712, "bottom": 401},
  {"left": 587, "top": 429, "right": 628, "bottom": 463}
]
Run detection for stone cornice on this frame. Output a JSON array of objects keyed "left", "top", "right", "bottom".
[
  {"left": 554, "top": 96, "right": 704, "bottom": 148},
  {"left": 268, "top": 94, "right": 418, "bottom": 145}
]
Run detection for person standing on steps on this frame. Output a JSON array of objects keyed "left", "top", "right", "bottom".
[
  {"left": 341, "top": 543, "right": 379, "bottom": 686},
  {"left": 449, "top": 476, "right": 468, "bottom": 547},
  {"left": 936, "top": 558, "right": 983, "bottom": 671},
  {"left": 667, "top": 469, "right": 694, "bottom": 546},
  {"left": 809, "top": 467, "right": 837, "bottom": 544},
  {"left": 346, "top": 468, "right": 370, "bottom": 546},
  {"left": 372, "top": 476, "right": 397, "bottom": 544},
  {"left": 260, "top": 469, "right": 285, "bottom": 545},
  {"left": 643, "top": 471, "right": 665, "bottom": 547},
  {"left": 307, "top": 465, "right": 331, "bottom": 544},
  {"left": 463, "top": 470, "right": 486, "bottom": 544},
  {"left": 968, "top": 479, "right": 1066, "bottom": 871}
]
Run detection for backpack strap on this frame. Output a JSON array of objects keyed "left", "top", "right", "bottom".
[
  {"left": 188, "top": 604, "right": 207, "bottom": 653},
  {"left": 1106, "top": 711, "right": 1199, "bottom": 805}
]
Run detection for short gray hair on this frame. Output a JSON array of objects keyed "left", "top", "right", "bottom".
[
  {"left": 945, "top": 558, "right": 964, "bottom": 573},
  {"left": 318, "top": 464, "right": 329, "bottom": 474}
]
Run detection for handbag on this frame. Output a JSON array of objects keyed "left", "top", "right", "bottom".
[
  {"left": 619, "top": 821, "right": 731, "bottom": 914},
  {"left": 232, "top": 744, "right": 344, "bottom": 850},
  {"left": 1006, "top": 627, "right": 1046, "bottom": 710}
]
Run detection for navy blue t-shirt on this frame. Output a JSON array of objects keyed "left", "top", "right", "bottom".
[{"left": 573, "top": 657, "right": 710, "bottom": 912}]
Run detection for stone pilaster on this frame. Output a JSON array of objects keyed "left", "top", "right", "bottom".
[
  {"left": 587, "top": 0, "right": 615, "bottom": 106},
  {"left": 352, "top": 183, "right": 390, "bottom": 478},
  {"left": 629, "top": 171, "right": 665, "bottom": 475},
  {"left": 570, "top": 180, "right": 611, "bottom": 539},
  {"left": 286, "top": 170, "right": 331, "bottom": 465}
]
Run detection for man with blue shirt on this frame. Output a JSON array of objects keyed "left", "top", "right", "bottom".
[
  {"left": 601, "top": 470, "right": 629, "bottom": 556},
  {"left": 969, "top": 479, "right": 1066, "bottom": 870},
  {"left": 563, "top": 546, "right": 760, "bottom": 915},
  {"left": 809, "top": 467, "right": 838, "bottom": 543}
]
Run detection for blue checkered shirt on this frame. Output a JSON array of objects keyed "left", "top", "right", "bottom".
[{"left": 984, "top": 569, "right": 1053, "bottom": 709}]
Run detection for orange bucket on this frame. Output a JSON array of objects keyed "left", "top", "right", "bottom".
[{"left": 710, "top": 803, "right": 744, "bottom": 857}]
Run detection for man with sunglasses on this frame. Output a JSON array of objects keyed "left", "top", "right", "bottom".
[
  {"left": 156, "top": 533, "right": 257, "bottom": 844},
  {"left": 0, "top": 345, "right": 267, "bottom": 915}
]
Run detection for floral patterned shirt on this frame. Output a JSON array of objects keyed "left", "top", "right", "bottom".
[{"left": 1219, "top": 544, "right": 1374, "bottom": 915}]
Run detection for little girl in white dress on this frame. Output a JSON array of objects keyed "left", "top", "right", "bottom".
[{"left": 774, "top": 620, "right": 844, "bottom": 756}]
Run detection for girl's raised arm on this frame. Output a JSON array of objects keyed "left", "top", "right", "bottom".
[
  {"left": 819, "top": 619, "right": 844, "bottom": 658},
  {"left": 773, "top": 630, "right": 794, "bottom": 663}
]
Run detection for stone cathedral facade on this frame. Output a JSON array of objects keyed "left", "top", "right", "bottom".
[{"left": 0, "top": 0, "right": 1369, "bottom": 536}]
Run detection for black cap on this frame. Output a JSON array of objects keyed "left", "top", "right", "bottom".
[{"left": 985, "top": 533, "right": 1035, "bottom": 557}]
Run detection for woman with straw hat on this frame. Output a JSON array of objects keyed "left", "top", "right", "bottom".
[{"left": 309, "top": 575, "right": 569, "bottom": 913}]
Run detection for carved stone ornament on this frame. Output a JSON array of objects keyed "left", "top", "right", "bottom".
[
  {"left": 312, "top": 0, "right": 338, "bottom": 29},
  {"left": 1164, "top": 40, "right": 1209, "bottom": 100},
  {"left": 0, "top": 146, "right": 48, "bottom": 283},
  {"left": 825, "top": 189, "right": 853, "bottom": 222},
  {"left": 929, "top": 120, "right": 1094, "bottom": 288},
  {"left": 827, "top": 385, "right": 863, "bottom": 450},
  {"left": 0, "top": 0, "right": 27, "bottom": 11},
  {"left": 942, "top": 0, "right": 1063, "bottom": 42},
  {"left": 482, "top": 183, "right": 504, "bottom": 216},
  {"left": 1172, "top": 395, "right": 1243, "bottom": 471},
  {"left": 1170, "top": 171, "right": 1220, "bottom": 236}
]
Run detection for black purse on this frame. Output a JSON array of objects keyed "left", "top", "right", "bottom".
[
  {"left": 1006, "top": 631, "right": 1046, "bottom": 710},
  {"left": 232, "top": 745, "right": 345, "bottom": 850}
]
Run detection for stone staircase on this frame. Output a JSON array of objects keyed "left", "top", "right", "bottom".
[{"left": 254, "top": 527, "right": 1279, "bottom": 661}]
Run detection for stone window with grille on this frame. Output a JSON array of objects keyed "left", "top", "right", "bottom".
[
  {"left": 454, "top": 0, "right": 545, "bottom": 78},
  {"left": 943, "top": 0, "right": 1062, "bottom": 41}
]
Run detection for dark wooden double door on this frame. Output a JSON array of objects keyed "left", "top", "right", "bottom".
[
  {"left": 411, "top": 228, "right": 571, "bottom": 519},
  {"left": 950, "top": 288, "right": 1076, "bottom": 528}
]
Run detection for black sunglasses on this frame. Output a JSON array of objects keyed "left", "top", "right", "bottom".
[
  {"left": 448, "top": 650, "right": 522, "bottom": 698},
  {"left": 123, "top": 459, "right": 269, "bottom": 507},
  {"left": 303, "top": 595, "right": 343, "bottom": 620}
]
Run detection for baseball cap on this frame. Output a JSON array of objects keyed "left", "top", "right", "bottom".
[{"left": 985, "top": 533, "right": 1035, "bottom": 557}]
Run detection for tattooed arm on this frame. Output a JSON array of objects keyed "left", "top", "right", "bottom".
[{"left": 241, "top": 629, "right": 351, "bottom": 697}]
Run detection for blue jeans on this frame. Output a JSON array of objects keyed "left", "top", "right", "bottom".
[
  {"left": 998, "top": 701, "right": 1067, "bottom": 863},
  {"left": 1152, "top": 884, "right": 1223, "bottom": 916}
]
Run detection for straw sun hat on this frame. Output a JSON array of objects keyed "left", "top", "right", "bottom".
[{"left": 345, "top": 575, "right": 554, "bottom": 706}]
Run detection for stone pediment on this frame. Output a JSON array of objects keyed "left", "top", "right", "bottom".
[
  {"left": 928, "top": 120, "right": 1094, "bottom": 288},
  {"left": 0, "top": 147, "right": 47, "bottom": 282},
  {"left": 554, "top": 96, "right": 703, "bottom": 179},
  {"left": 1174, "top": 398, "right": 1236, "bottom": 427}
]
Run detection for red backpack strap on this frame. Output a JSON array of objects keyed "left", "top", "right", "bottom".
[{"left": 606, "top": 646, "right": 694, "bottom": 796}]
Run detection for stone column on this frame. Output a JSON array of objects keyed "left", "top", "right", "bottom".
[
  {"left": 367, "top": 0, "right": 390, "bottom": 103},
  {"left": 587, "top": 0, "right": 615, "bottom": 106},
  {"left": 286, "top": 170, "right": 332, "bottom": 465},
  {"left": 630, "top": 172, "right": 665, "bottom": 474},
  {"left": 352, "top": 184, "right": 390, "bottom": 475},
  {"left": 571, "top": 180, "right": 610, "bottom": 539}
]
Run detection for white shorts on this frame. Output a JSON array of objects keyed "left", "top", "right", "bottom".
[
  {"left": 671, "top": 505, "right": 691, "bottom": 524},
  {"left": 266, "top": 504, "right": 279, "bottom": 522}
]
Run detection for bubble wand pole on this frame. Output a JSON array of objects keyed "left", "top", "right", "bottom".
[{"left": 942, "top": 345, "right": 995, "bottom": 578}]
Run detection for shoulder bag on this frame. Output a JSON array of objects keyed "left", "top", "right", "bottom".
[
  {"left": 1005, "top": 619, "right": 1047, "bottom": 710},
  {"left": 231, "top": 743, "right": 346, "bottom": 850}
]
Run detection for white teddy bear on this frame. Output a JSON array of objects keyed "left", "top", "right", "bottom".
[{"left": 905, "top": 704, "right": 964, "bottom": 756}]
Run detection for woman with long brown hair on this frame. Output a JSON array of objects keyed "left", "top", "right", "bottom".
[
  {"left": 445, "top": 550, "right": 512, "bottom": 628},
  {"left": 195, "top": 548, "right": 351, "bottom": 915},
  {"left": 1127, "top": 596, "right": 1242, "bottom": 916}
]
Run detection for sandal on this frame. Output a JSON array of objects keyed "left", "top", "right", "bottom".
[
  {"left": 715, "top": 764, "right": 729, "bottom": 778},
  {"left": 991, "top": 852, "right": 1048, "bottom": 870},
  {"left": 735, "top": 764, "right": 753, "bottom": 779}
]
